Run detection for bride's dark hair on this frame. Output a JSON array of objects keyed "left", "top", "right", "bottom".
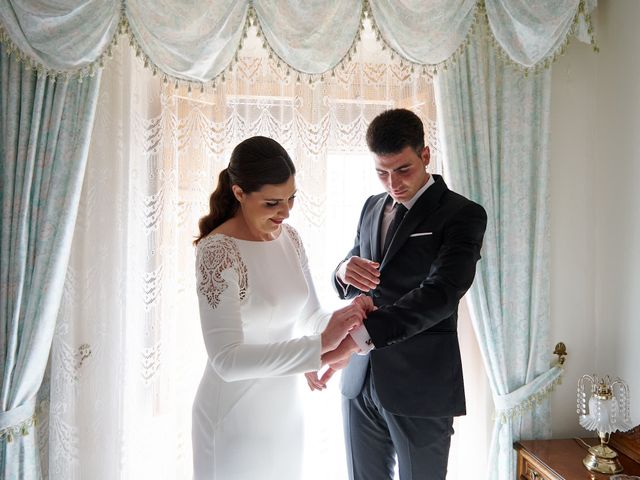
[{"left": 194, "top": 136, "right": 296, "bottom": 245}]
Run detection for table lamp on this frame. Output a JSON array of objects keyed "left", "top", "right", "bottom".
[{"left": 577, "top": 374, "right": 632, "bottom": 474}]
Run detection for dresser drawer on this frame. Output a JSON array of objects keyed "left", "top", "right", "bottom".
[
  {"left": 516, "top": 444, "right": 560, "bottom": 480},
  {"left": 520, "top": 456, "right": 553, "bottom": 480}
]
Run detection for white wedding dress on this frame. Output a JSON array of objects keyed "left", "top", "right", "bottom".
[{"left": 192, "top": 224, "right": 329, "bottom": 480}]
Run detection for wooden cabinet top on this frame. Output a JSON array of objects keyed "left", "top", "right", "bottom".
[{"left": 515, "top": 438, "right": 640, "bottom": 480}]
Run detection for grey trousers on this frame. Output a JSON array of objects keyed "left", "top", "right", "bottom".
[{"left": 342, "top": 368, "right": 454, "bottom": 480}]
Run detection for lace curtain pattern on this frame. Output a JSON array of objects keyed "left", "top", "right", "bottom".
[{"left": 42, "top": 25, "right": 467, "bottom": 479}]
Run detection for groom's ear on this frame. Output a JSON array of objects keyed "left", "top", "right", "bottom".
[{"left": 421, "top": 146, "right": 431, "bottom": 168}]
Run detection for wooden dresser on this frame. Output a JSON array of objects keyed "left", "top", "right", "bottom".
[{"left": 515, "top": 428, "right": 640, "bottom": 480}]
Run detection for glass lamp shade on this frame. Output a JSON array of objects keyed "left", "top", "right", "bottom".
[{"left": 580, "top": 395, "right": 632, "bottom": 433}]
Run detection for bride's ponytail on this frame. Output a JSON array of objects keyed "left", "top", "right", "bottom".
[{"left": 194, "top": 169, "right": 237, "bottom": 245}]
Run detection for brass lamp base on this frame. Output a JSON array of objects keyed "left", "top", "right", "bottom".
[{"left": 583, "top": 444, "right": 624, "bottom": 474}]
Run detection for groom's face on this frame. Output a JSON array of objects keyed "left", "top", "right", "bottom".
[{"left": 374, "top": 146, "right": 430, "bottom": 203}]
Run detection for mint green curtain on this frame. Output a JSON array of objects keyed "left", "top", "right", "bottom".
[
  {"left": 435, "top": 24, "right": 563, "bottom": 479},
  {"left": 0, "top": 1, "right": 594, "bottom": 80},
  {"left": 0, "top": 43, "right": 100, "bottom": 478}
]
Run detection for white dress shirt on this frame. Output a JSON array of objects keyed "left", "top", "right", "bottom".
[{"left": 348, "top": 174, "right": 435, "bottom": 353}]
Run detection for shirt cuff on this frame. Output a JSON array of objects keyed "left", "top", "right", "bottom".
[
  {"left": 349, "top": 325, "right": 374, "bottom": 355},
  {"left": 335, "top": 262, "right": 350, "bottom": 297}
]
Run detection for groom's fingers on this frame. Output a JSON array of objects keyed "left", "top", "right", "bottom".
[
  {"left": 343, "top": 258, "right": 380, "bottom": 291},
  {"left": 352, "top": 257, "right": 380, "bottom": 274},
  {"left": 347, "top": 265, "right": 379, "bottom": 288}
]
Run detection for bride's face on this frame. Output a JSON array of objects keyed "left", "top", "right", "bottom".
[{"left": 233, "top": 176, "right": 297, "bottom": 240}]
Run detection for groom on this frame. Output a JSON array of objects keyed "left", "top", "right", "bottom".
[{"left": 328, "top": 109, "right": 487, "bottom": 479}]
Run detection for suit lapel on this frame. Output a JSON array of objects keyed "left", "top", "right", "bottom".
[
  {"left": 380, "top": 175, "right": 447, "bottom": 269},
  {"left": 370, "top": 195, "right": 388, "bottom": 263}
]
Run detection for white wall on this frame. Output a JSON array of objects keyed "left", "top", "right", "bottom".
[
  {"left": 550, "top": 0, "right": 640, "bottom": 437},
  {"left": 593, "top": 0, "right": 640, "bottom": 427}
]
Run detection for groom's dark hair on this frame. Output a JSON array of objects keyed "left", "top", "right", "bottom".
[{"left": 366, "top": 108, "right": 425, "bottom": 156}]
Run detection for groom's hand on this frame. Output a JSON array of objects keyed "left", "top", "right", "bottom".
[{"left": 337, "top": 256, "right": 380, "bottom": 292}]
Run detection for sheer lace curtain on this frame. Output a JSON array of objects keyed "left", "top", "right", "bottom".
[{"left": 41, "top": 23, "right": 490, "bottom": 480}]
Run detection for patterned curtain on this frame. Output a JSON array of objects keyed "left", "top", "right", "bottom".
[
  {"left": 0, "top": 44, "right": 100, "bottom": 478},
  {"left": 435, "top": 22, "right": 563, "bottom": 480},
  {"left": 0, "top": 1, "right": 596, "bottom": 80}
]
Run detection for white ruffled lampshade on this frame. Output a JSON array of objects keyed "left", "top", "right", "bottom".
[{"left": 579, "top": 396, "right": 632, "bottom": 434}]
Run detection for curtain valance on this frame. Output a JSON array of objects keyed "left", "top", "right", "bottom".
[{"left": 0, "top": 0, "right": 597, "bottom": 83}]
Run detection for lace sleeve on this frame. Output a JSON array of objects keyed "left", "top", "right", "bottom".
[{"left": 196, "top": 235, "right": 248, "bottom": 310}]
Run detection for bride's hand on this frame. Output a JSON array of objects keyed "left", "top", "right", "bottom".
[
  {"left": 304, "top": 371, "right": 326, "bottom": 391},
  {"left": 319, "top": 336, "right": 361, "bottom": 384},
  {"left": 320, "top": 303, "right": 364, "bottom": 353},
  {"left": 321, "top": 335, "right": 360, "bottom": 367},
  {"left": 351, "top": 294, "right": 375, "bottom": 313}
]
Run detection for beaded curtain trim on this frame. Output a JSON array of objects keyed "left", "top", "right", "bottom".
[{"left": 0, "top": 0, "right": 598, "bottom": 86}]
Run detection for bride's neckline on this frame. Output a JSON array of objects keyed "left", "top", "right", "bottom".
[{"left": 210, "top": 227, "right": 284, "bottom": 244}]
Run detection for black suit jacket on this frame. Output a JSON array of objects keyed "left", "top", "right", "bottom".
[{"left": 334, "top": 175, "right": 487, "bottom": 417}]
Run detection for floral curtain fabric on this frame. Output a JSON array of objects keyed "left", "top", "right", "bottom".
[
  {"left": 435, "top": 22, "right": 562, "bottom": 479},
  {"left": 0, "top": 0, "right": 597, "bottom": 82},
  {"left": 0, "top": 42, "right": 101, "bottom": 478}
]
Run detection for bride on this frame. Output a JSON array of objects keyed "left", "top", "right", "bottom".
[{"left": 192, "top": 136, "right": 367, "bottom": 479}]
